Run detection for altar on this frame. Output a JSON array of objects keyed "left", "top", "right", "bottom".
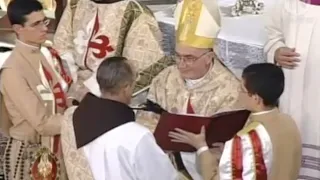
[{"left": 154, "top": 0, "right": 276, "bottom": 78}]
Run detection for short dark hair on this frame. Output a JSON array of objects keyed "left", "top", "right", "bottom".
[
  {"left": 242, "top": 63, "right": 284, "bottom": 107},
  {"left": 96, "top": 57, "right": 135, "bottom": 94},
  {"left": 7, "top": 0, "right": 43, "bottom": 25}
]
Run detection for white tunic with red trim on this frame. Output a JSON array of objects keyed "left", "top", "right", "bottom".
[{"left": 219, "top": 111, "right": 273, "bottom": 180}]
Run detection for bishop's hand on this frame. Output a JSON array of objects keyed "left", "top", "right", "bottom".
[
  {"left": 168, "top": 126, "right": 207, "bottom": 150},
  {"left": 275, "top": 47, "right": 300, "bottom": 69}
]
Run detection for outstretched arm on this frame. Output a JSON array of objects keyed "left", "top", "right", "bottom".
[
  {"left": 135, "top": 77, "right": 161, "bottom": 132},
  {"left": 135, "top": 66, "right": 173, "bottom": 132}
]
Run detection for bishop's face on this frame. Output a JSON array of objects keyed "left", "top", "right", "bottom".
[
  {"left": 175, "top": 44, "right": 213, "bottom": 80},
  {"left": 13, "top": 11, "right": 49, "bottom": 45}
]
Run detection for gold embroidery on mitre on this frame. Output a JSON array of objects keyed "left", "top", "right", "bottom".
[{"left": 176, "top": 0, "right": 215, "bottom": 48}]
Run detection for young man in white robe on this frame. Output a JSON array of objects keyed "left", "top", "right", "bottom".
[
  {"left": 264, "top": 0, "right": 320, "bottom": 178},
  {"left": 61, "top": 56, "right": 178, "bottom": 180}
]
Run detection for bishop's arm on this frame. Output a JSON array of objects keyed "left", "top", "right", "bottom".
[
  {"left": 135, "top": 76, "right": 161, "bottom": 132},
  {"left": 264, "top": 0, "right": 286, "bottom": 63},
  {"left": 135, "top": 67, "right": 172, "bottom": 132},
  {"left": 0, "top": 68, "right": 62, "bottom": 136}
]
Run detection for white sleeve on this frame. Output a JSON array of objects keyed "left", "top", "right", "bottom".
[
  {"left": 264, "top": 0, "right": 286, "bottom": 63},
  {"left": 134, "top": 133, "right": 178, "bottom": 180}
]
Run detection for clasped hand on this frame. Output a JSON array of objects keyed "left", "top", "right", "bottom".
[{"left": 275, "top": 47, "right": 300, "bottom": 69}]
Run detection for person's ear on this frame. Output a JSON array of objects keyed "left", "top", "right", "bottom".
[
  {"left": 123, "top": 82, "right": 134, "bottom": 95},
  {"left": 205, "top": 52, "right": 214, "bottom": 65},
  {"left": 12, "top": 24, "right": 23, "bottom": 35},
  {"left": 254, "top": 94, "right": 264, "bottom": 105}
]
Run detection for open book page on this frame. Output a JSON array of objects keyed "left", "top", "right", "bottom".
[{"left": 154, "top": 109, "right": 250, "bottom": 152}]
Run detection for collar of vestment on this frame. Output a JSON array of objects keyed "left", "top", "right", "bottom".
[
  {"left": 185, "top": 68, "right": 208, "bottom": 88},
  {"left": 15, "top": 39, "right": 41, "bottom": 54},
  {"left": 73, "top": 93, "right": 135, "bottom": 148},
  {"left": 249, "top": 108, "right": 279, "bottom": 123},
  {"left": 174, "top": 59, "right": 233, "bottom": 92},
  {"left": 11, "top": 40, "right": 42, "bottom": 72}
]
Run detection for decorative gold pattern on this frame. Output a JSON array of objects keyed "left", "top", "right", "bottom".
[
  {"left": 136, "top": 60, "right": 241, "bottom": 132},
  {"left": 60, "top": 107, "right": 95, "bottom": 180},
  {"left": 54, "top": 0, "right": 172, "bottom": 101},
  {"left": 30, "top": 147, "right": 59, "bottom": 180},
  {"left": 176, "top": 0, "right": 216, "bottom": 48}
]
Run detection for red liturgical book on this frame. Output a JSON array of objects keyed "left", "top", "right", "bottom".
[{"left": 153, "top": 109, "right": 251, "bottom": 152}]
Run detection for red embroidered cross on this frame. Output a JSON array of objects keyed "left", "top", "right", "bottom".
[{"left": 84, "top": 11, "right": 114, "bottom": 69}]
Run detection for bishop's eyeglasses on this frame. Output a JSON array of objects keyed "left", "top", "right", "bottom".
[{"left": 174, "top": 51, "right": 211, "bottom": 65}]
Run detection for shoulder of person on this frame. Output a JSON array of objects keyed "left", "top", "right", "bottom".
[
  {"left": 237, "top": 121, "right": 263, "bottom": 136},
  {"left": 122, "top": 122, "right": 151, "bottom": 134},
  {"left": 64, "top": 106, "right": 78, "bottom": 120},
  {"left": 0, "top": 62, "right": 22, "bottom": 81},
  {"left": 151, "top": 65, "right": 176, "bottom": 86},
  {"left": 277, "top": 112, "right": 300, "bottom": 133},
  {"left": 214, "top": 59, "right": 240, "bottom": 83},
  {"left": 127, "top": 0, "right": 154, "bottom": 16},
  {"left": 110, "top": 122, "right": 152, "bottom": 146},
  {"left": 0, "top": 49, "right": 22, "bottom": 69},
  {"left": 70, "top": 0, "right": 80, "bottom": 7}
]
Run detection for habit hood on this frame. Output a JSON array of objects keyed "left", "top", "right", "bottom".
[{"left": 73, "top": 93, "right": 135, "bottom": 148}]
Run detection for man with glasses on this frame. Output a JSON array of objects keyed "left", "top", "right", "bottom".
[
  {"left": 169, "top": 63, "right": 302, "bottom": 180},
  {"left": 136, "top": 0, "right": 240, "bottom": 179},
  {"left": 0, "top": 0, "right": 72, "bottom": 179}
]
